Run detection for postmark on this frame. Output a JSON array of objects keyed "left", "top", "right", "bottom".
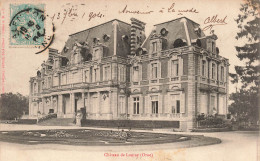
[{"left": 9, "top": 4, "right": 46, "bottom": 47}]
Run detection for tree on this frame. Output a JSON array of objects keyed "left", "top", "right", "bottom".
[
  {"left": 0, "top": 93, "right": 29, "bottom": 120},
  {"left": 229, "top": 0, "right": 260, "bottom": 123}
]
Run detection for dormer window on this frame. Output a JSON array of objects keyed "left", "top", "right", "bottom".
[
  {"left": 133, "top": 66, "right": 139, "bottom": 82},
  {"left": 54, "top": 59, "right": 59, "bottom": 69},
  {"left": 173, "top": 39, "right": 187, "bottom": 48},
  {"left": 73, "top": 53, "right": 78, "bottom": 64},
  {"left": 152, "top": 42, "right": 157, "bottom": 53},
  {"left": 93, "top": 49, "right": 99, "bottom": 60},
  {"left": 211, "top": 41, "right": 215, "bottom": 54},
  {"left": 93, "top": 45, "right": 103, "bottom": 60}
]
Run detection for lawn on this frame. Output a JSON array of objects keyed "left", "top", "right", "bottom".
[{"left": 0, "top": 129, "right": 191, "bottom": 146}]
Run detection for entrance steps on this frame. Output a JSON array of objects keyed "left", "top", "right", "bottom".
[{"left": 38, "top": 118, "right": 75, "bottom": 126}]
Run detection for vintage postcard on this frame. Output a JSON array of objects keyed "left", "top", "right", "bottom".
[{"left": 0, "top": 0, "right": 259, "bottom": 161}]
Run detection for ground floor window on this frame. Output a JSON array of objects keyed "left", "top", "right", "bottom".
[
  {"left": 151, "top": 95, "right": 158, "bottom": 114},
  {"left": 170, "top": 94, "right": 180, "bottom": 114},
  {"left": 119, "top": 96, "right": 125, "bottom": 114},
  {"left": 133, "top": 97, "right": 139, "bottom": 114}
]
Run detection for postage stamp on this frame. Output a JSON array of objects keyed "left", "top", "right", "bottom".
[{"left": 9, "top": 4, "right": 45, "bottom": 47}]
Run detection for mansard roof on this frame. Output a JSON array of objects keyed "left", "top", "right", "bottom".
[
  {"left": 141, "top": 17, "right": 206, "bottom": 51},
  {"left": 60, "top": 19, "right": 131, "bottom": 60}
]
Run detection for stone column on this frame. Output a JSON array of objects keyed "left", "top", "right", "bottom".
[
  {"left": 109, "top": 91, "right": 112, "bottom": 114},
  {"left": 41, "top": 97, "right": 45, "bottom": 114},
  {"left": 82, "top": 92, "right": 85, "bottom": 109},
  {"left": 70, "top": 93, "right": 75, "bottom": 116},
  {"left": 97, "top": 92, "right": 100, "bottom": 115},
  {"left": 58, "top": 94, "right": 63, "bottom": 117},
  {"left": 87, "top": 92, "right": 90, "bottom": 113}
]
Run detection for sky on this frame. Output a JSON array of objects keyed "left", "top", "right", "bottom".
[{"left": 1, "top": 0, "right": 244, "bottom": 96}]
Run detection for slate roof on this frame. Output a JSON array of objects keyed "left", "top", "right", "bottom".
[
  {"left": 60, "top": 19, "right": 131, "bottom": 60},
  {"left": 142, "top": 17, "right": 206, "bottom": 51}
]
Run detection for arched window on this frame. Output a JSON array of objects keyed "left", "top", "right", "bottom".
[{"left": 173, "top": 39, "right": 187, "bottom": 48}]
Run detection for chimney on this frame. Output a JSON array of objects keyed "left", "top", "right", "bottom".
[{"left": 130, "top": 18, "right": 146, "bottom": 55}]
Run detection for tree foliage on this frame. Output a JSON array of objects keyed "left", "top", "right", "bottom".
[
  {"left": 229, "top": 0, "right": 260, "bottom": 123},
  {"left": 231, "top": 0, "right": 260, "bottom": 88},
  {"left": 0, "top": 93, "right": 29, "bottom": 120}
]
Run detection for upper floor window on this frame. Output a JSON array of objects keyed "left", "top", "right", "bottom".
[
  {"left": 133, "top": 66, "right": 139, "bottom": 82},
  {"left": 221, "top": 66, "right": 225, "bottom": 82},
  {"left": 152, "top": 42, "right": 157, "bottom": 53},
  {"left": 61, "top": 74, "right": 67, "bottom": 85},
  {"left": 151, "top": 63, "right": 158, "bottom": 79},
  {"left": 202, "top": 60, "right": 206, "bottom": 77},
  {"left": 171, "top": 60, "right": 179, "bottom": 77},
  {"left": 84, "top": 70, "right": 90, "bottom": 82},
  {"left": 103, "top": 66, "right": 110, "bottom": 81},
  {"left": 212, "top": 63, "right": 216, "bottom": 79},
  {"left": 119, "top": 65, "right": 126, "bottom": 82},
  {"left": 92, "top": 68, "right": 99, "bottom": 82},
  {"left": 53, "top": 76, "right": 59, "bottom": 86},
  {"left": 47, "top": 77, "right": 51, "bottom": 88}
]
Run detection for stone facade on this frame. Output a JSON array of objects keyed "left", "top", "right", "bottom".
[{"left": 29, "top": 17, "right": 229, "bottom": 131}]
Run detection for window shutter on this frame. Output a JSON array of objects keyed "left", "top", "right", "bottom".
[{"left": 180, "top": 93, "right": 186, "bottom": 113}]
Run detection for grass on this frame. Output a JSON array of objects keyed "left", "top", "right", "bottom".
[{"left": 0, "top": 129, "right": 191, "bottom": 146}]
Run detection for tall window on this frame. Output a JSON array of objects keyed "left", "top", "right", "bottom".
[
  {"left": 221, "top": 66, "right": 224, "bottom": 82},
  {"left": 151, "top": 95, "right": 158, "bottom": 114},
  {"left": 212, "top": 63, "right": 216, "bottom": 79},
  {"left": 42, "top": 81, "right": 45, "bottom": 90},
  {"left": 133, "top": 66, "right": 139, "bottom": 82},
  {"left": 119, "top": 96, "right": 125, "bottom": 114},
  {"left": 47, "top": 77, "right": 51, "bottom": 88},
  {"left": 210, "top": 95, "right": 216, "bottom": 114},
  {"left": 171, "top": 60, "right": 179, "bottom": 77},
  {"left": 73, "top": 53, "right": 78, "bottom": 64},
  {"left": 170, "top": 94, "right": 180, "bottom": 114},
  {"left": 211, "top": 41, "right": 215, "bottom": 53},
  {"left": 72, "top": 72, "right": 78, "bottom": 84},
  {"left": 133, "top": 97, "right": 139, "bottom": 114},
  {"left": 202, "top": 60, "right": 206, "bottom": 76},
  {"left": 151, "top": 63, "right": 158, "bottom": 79},
  {"left": 53, "top": 76, "right": 59, "bottom": 86},
  {"left": 93, "top": 69, "right": 97, "bottom": 82},
  {"left": 33, "top": 83, "right": 37, "bottom": 93},
  {"left": 84, "top": 70, "right": 89, "bottom": 82},
  {"left": 55, "top": 60, "right": 59, "bottom": 69},
  {"left": 103, "top": 66, "right": 110, "bottom": 81},
  {"left": 152, "top": 42, "right": 157, "bottom": 53},
  {"left": 61, "top": 74, "right": 66, "bottom": 85},
  {"left": 119, "top": 66, "right": 125, "bottom": 82}
]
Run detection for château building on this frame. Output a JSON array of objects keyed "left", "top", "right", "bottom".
[{"left": 29, "top": 17, "right": 229, "bottom": 131}]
